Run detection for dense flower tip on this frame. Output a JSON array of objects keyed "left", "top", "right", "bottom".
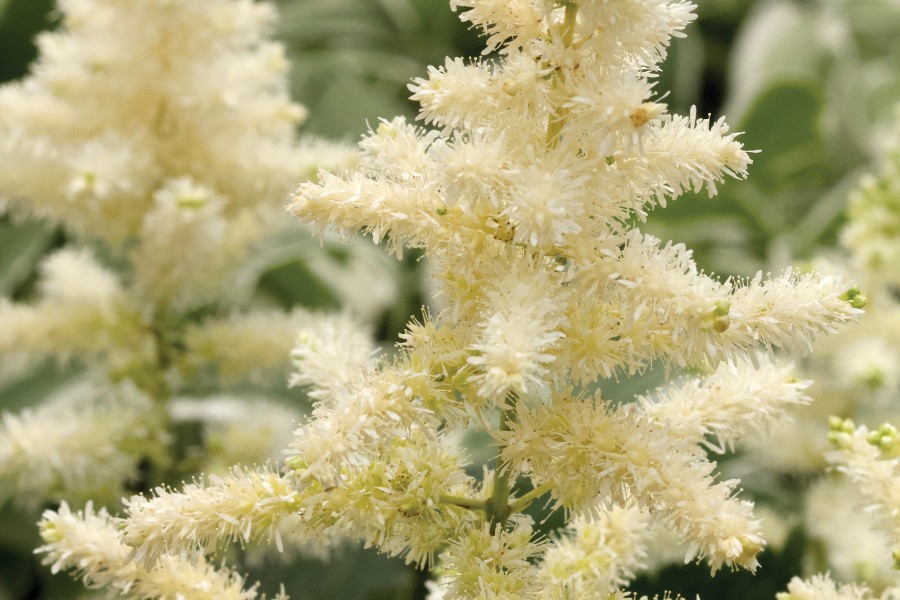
[
  {"left": 777, "top": 574, "right": 884, "bottom": 600},
  {"left": 123, "top": 466, "right": 302, "bottom": 564},
  {"left": 537, "top": 505, "right": 651, "bottom": 599},
  {"left": 840, "top": 285, "right": 870, "bottom": 310},
  {"left": 36, "top": 501, "right": 289, "bottom": 600}
]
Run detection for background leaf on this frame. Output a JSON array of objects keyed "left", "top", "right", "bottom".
[{"left": 0, "top": 221, "right": 54, "bottom": 296}]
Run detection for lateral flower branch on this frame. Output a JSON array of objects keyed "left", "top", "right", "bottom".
[{"left": 36, "top": 0, "right": 863, "bottom": 598}]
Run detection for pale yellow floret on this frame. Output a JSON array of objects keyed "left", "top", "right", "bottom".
[
  {"left": 500, "top": 394, "right": 764, "bottom": 573},
  {"left": 283, "top": 370, "right": 436, "bottom": 481},
  {"left": 537, "top": 504, "right": 651, "bottom": 600},
  {"left": 467, "top": 256, "right": 569, "bottom": 403},
  {"left": 638, "top": 360, "right": 811, "bottom": 451},
  {"left": 449, "top": 0, "right": 547, "bottom": 54},
  {"left": 295, "top": 428, "right": 478, "bottom": 568},
  {"left": 440, "top": 516, "right": 544, "bottom": 600}
]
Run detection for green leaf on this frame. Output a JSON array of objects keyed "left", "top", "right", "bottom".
[
  {"left": 0, "top": 362, "right": 81, "bottom": 413},
  {"left": 258, "top": 259, "right": 342, "bottom": 311},
  {"left": 0, "top": 220, "right": 54, "bottom": 296},
  {"left": 238, "top": 227, "right": 401, "bottom": 322},
  {"left": 301, "top": 74, "right": 412, "bottom": 139},
  {"left": 0, "top": 547, "right": 37, "bottom": 600},
  {"left": 738, "top": 82, "right": 823, "bottom": 191},
  {"left": 0, "top": 0, "right": 55, "bottom": 83},
  {"left": 0, "top": 503, "right": 41, "bottom": 554},
  {"left": 246, "top": 544, "right": 414, "bottom": 600}
]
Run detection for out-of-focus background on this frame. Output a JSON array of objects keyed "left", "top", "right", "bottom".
[{"left": 1, "top": 0, "right": 899, "bottom": 598}]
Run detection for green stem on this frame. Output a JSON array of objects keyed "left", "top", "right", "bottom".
[
  {"left": 145, "top": 315, "right": 173, "bottom": 401},
  {"left": 561, "top": 0, "right": 578, "bottom": 47},
  {"left": 487, "top": 394, "right": 518, "bottom": 533},
  {"left": 440, "top": 494, "right": 488, "bottom": 511},
  {"left": 508, "top": 482, "right": 553, "bottom": 514},
  {"left": 545, "top": 1, "right": 580, "bottom": 148}
]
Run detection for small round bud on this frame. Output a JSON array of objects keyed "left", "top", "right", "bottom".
[
  {"left": 839, "top": 285, "right": 868, "bottom": 308},
  {"left": 713, "top": 315, "right": 730, "bottom": 333},
  {"left": 284, "top": 455, "right": 307, "bottom": 472},
  {"left": 713, "top": 300, "right": 731, "bottom": 316}
]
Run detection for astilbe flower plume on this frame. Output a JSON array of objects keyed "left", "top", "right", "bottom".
[
  {"left": 0, "top": 0, "right": 387, "bottom": 512},
  {"left": 35, "top": 0, "right": 865, "bottom": 598}
]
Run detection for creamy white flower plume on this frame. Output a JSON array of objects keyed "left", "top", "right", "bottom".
[
  {"left": 638, "top": 360, "right": 811, "bottom": 451},
  {"left": 37, "top": 501, "right": 287, "bottom": 600},
  {"left": 123, "top": 466, "right": 301, "bottom": 564},
  {"left": 0, "top": 0, "right": 315, "bottom": 244},
  {"left": 777, "top": 574, "right": 879, "bottom": 600},
  {"left": 467, "top": 257, "right": 569, "bottom": 401},
  {"left": 185, "top": 308, "right": 317, "bottom": 384},
  {"left": 287, "top": 0, "right": 862, "bottom": 587},
  {"left": 440, "top": 517, "right": 544, "bottom": 600},
  {"left": 827, "top": 418, "right": 900, "bottom": 548},
  {"left": 0, "top": 379, "right": 168, "bottom": 507}
]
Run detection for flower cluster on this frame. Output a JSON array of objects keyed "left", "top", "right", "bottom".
[
  {"left": 0, "top": 0, "right": 395, "bottom": 513},
  {"left": 842, "top": 105, "right": 900, "bottom": 288},
  {"left": 777, "top": 574, "right": 896, "bottom": 600},
  {"left": 29, "top": 1, "right": 869, "bottom": 599},
  {"left": 774, "top": 413, "right": 900, "bottom": 599},
  {"left": 828, "top": 418, "right": 900, "bottom": 566},
  {"left": 18, "top": 0, "right": 879, "bottom": 599},
  {"left": 0, "top": 379, "right": 168, "bottom": 507},
  {"left": 0, "top": 0, "right": 320, "bottom": 245},
  {"left": 37, "top": 501, "right": 288, "bottom": 600}
]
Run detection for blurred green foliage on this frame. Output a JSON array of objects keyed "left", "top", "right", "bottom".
[
  {"left": 275, "top": 0, "right": 482, "bottom": 139},
  {"left": 647, "top": 0, "right": 900, "bottom": 276}
]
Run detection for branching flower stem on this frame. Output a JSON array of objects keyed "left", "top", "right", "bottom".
[
  {"left": 545, "top": 1, "right": 579, "bottom": 148},
  {"left": 487, "top": 393, "right": 518, "bottom": 533},
  {"left": 508, "top": 482, "right": 554, "bottom": 514},
  {"left": 439, "top": 495, "right": 488, "bottom": 511}
]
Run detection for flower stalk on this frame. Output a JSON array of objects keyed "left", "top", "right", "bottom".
[{"left": 487, "top": 394, "right": 518, "bottom": 533}]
